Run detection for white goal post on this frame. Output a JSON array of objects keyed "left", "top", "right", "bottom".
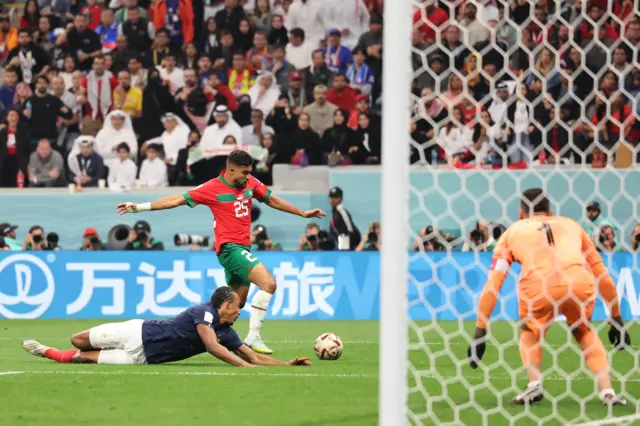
[
  {"left": 379, "top": 0, "right": 412, "bottom": 425},
  {"left": 378, "top": 0, "right": 640, "bottom": 425}
]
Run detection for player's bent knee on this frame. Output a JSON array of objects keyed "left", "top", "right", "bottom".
[
  {"left": 262, "top": 276, "right": 277, "bottom": 293},
  {"left": 70, "top": 331, "right": 92, "bottom": 350}
]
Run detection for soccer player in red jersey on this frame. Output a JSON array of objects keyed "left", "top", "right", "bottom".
[{"left": 116, "top": 150, "right": 326, "bottom": 354}]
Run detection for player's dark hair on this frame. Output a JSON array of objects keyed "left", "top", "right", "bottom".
[
  {"left": 227, "top": 150, "right": 253, "bottom": 167},
  {"left": 521, "top": 188, "right": 550, "bottom": 214},
  {"left": 211, "top": 286, "right": 236, "bottom": 309}
]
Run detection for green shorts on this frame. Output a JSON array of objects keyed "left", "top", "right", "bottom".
[{"left": 217, "top": 243, "right": 261, "bottom": 286}]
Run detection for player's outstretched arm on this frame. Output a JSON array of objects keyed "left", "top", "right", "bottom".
[
  {"left": 196, "top": 324, "right": 256, "bottom": 367},
  {"left": 265, "top": 194, "right": 326, "bottom": 219},
  {"left": 234, "top": 344, "right": 312, "bottom": 366},
  {"left": 116, "top": 194, "right": 188, "bottom": 215}
]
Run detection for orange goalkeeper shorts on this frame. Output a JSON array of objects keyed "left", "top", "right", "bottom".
[{"left": 519, "top": 284, "right": 596, "bottom": 335}]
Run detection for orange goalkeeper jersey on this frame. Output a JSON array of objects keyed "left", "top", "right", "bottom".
[{"left": 476, "top": 215, "right": 620, "bottom": 328}]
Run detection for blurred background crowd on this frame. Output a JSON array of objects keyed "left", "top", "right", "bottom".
[
  {"left": 0, "top": 0, "right": 387, "bottom": 190},
  {"left": 0, "top": 0, "right": 636, "bottom": 192},
  {"left": 0, "top": 0, "right": 639, "bottom": 251}
]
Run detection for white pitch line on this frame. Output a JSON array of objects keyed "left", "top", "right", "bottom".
[
  {"left": 0, "top": 337, "right": 604, "bottom": 349},
  {"left": 0, "top": 371, "right": 24, "bottom": 376},
  {"left": 7, "top": 370, "right": 374, "bottom": 378},
  {"left": 4, "top": 370, "right": 640, "bottom": 384}
]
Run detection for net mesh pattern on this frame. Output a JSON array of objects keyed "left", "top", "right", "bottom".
[{"left": 406, "top": 1, "right": 640, "bottom": 424}]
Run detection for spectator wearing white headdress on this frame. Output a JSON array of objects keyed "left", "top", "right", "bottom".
[
  {"left": 248, "top": 72, "right": 281, "bottom": 117},
  {"left": 158, "top": 113, "right": 190, "bottom": 166},
  {"left": 95, "top": 110, "right": 138, "bottom": 168},
  {"left": 138, "top": 143, "right": 168, "bottom": 188},
  {"left": 284, "top": 0, "right": 329, "bottom": 48},
  {"left": 67, "top": 136, "right": 105, "bottom": 187},
  {"left": 200, "top": 105, "right": 243, "bottom": 151},
  {"left": 325, "top": 0, "right": 369, "bottom": 50}
]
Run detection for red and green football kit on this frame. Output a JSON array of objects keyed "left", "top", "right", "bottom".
[{"left": 182, "top": 171, "right": 272, "bottom": 285}]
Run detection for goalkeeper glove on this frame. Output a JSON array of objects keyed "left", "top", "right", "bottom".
[
  {"left": 467, "top": 327, "right": 487, "bottom": 369},
  {"left": 608, "top": 316, "right": 631, "bottom": 350}
]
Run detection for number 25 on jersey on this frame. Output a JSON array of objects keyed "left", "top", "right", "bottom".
[{"left": 234, "top": 200, "right": 249, "bottom": 218}]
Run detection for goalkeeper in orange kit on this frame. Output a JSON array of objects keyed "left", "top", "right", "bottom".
[{"left": 467, "top": 188, "right": 631, "bottom": 406}]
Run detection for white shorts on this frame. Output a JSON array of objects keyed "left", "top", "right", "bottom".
[{"left": 89, "top": 319, "right": 148, "bottom": 365}]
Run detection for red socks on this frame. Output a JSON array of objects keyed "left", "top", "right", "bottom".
[{"left": 44, "top": 349, "right": 79, "bottom": 363}]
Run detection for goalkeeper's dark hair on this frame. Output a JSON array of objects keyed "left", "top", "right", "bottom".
[
  {"left": 521, "top": 188, "right": 550, "bottom": 214},
  {"left": 227, "top": 150, "right": 253, "bottom": 167},
  {"left": 211, "top": 286, "right": 236, "bottom": 309}
]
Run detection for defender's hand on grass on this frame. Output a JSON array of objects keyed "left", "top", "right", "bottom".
[
  {"left": 467, "top": 327, "right": 487, "bottom": 369},
  {"left": 288, "top": 357, "right": 312, "bottom": 366},
  {"left": 608, "top": 316, "right": 631, "bottom": 350},
  {"left": 301, "top": 209, "right": 326, "bottom": 219}
]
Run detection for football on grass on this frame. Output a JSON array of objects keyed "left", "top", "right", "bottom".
[{"left": 314, "top": 333, "right": 344, "bottom": 360}]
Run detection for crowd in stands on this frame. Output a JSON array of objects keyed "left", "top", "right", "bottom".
[
  {"left": 411, "top": 0, "right": 640, "bottom": 168},
  {"left": 0, "top": 0, "right": 638, "bottom": 191}
]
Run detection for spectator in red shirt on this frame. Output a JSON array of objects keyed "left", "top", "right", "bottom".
[
  {"left": 412, "top": 3, "right": 448, "bottom": 43},
  {"left": 591, "top": 91, "right": 635, "bottom": 145},
  {"left": 348, "top": 94, "right": 369, "bottom": 129},
  {"left": 614, "top": 0, "right": 634, "bottom": 24},
  {"left": 81, "top": 0, "right": 102, "bottom": 31},
  {"left": 460, "top": 89, "right": 484, "bottom": 128},
  {"left": 327, "top": 73, "right": 357, "bottom": 112},
  {"left": 364, "top": 0, "right": 383, "bottom": 17},
  {"left": 79, "top": 56, "right": 119, "bottom": 136},
  {"left": 20, "top": 0, "right": 40, "bottom": 32},
  {"left": 578, "top": 3, "right": 618, "bottom": 42},
  {"left": 207, "top": 73, "right": 238, "bottom": 112},
  {"left": 529, "top": 4, "right": 552, "bottom": 45},
  {"left": 0, "top": 110, "right": 31, "bottom": 188}
]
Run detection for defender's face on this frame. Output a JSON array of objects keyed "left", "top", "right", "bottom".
[{"left": 221, "top": 293, "right": 241, "bottom": 324}]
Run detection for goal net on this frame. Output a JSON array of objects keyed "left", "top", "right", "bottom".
[{"left": 380, "top": 0, "right": 640, "bottom": 425}]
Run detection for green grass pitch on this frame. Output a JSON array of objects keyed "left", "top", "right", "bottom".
[{"left": 0, "top": 320, "right": 638, "bottom": 426}]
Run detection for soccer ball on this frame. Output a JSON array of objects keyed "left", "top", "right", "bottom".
[{"left": 314, "top": 333, "right": 343, "bottom": 360}]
